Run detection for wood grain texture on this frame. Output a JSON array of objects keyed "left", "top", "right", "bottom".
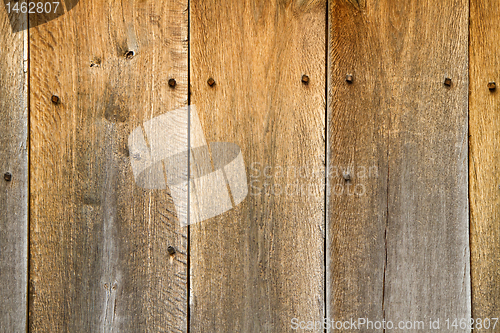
[
  {"left": 29, "top": 0, "right": 189, "bottom": 331},
  {"left": 190, "top": 0, "right": 326, "bottom": 331},
  {"left": 470, "top": 1, "right": 500, "bottom": 326},
  {"left": 0, "top": 6, "right": 28, "bottom": 333},
  {"left": 328, "top": 1, "right": 470, "bottom": 330}
]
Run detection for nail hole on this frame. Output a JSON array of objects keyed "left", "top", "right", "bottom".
[
  {"left": 125, "top": 50, "right": 135, "bottom": 59},
  {"left": 488, "top": 82, "right": 496, "bottom": 91},
  {"left": 168, "top": 78, "right": 177, "bottom": 88},
  {"left": 444, "top": 77, "right": 452, "bottom": 87},
  {"left": 301, "top": 74, "right": 310, "bottom": 84},
  {"left": 346, "top": 74, "right": 354, "bottom": 83},
  {"left": 207, "top": 78, "right": 216, "bottom": 87},
  {"left": 90, "top": 58, "right": 101, "bottom": 68},
  {"left": 51, "top": 95, "right": 60, "bottom": 104},
  {"left": 4, "top": 173, "right": 12, "bottom": 182}
]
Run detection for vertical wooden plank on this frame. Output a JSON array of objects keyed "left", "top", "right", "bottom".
[
  {"left": 328, "top": 0, "right": 388, "bottom": 324},
  {"left": 29, "top": 0, "right": 189, "bottom": 331},
  {"left": 470, "top": 1, "right": 500, "bottom": 326},
  {"left": 0, "top": 6, "right": 28, "bottom": 333},
  {"left": 328, "top": 0, "right": 470, "bottom": 330},
  {"left": 190, "top": 1, "right": 326, "bottom": 331}
]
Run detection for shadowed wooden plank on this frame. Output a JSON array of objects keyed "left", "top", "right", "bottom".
[
  {"left": 190, "top": 0, "right": 326, "bottom": 331},
  {"left": 29, "top": 0, "right": 189, "bottom": 331},
  {"left": 0, "top": 6, "right": 28, "bottom": 333},
  {"left": 470, "top": 1, "right": 500, "bottom": 328},
  {"left": 328, "top": 1, "right": 469, "bottom": 331}
]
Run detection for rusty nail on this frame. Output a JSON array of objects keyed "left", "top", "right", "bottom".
[
  {"left": 168, "top": 78, "right": 177, "bottom": 88},
  {"left": 4, "top": 172, "right": 12, "bottom": 182},
  {"left": 301, "top": 74, "right": 310, "bottom": 84},
  {"left": 51, "top": 95, "right": 59, "bottom": 104},
  {"left": 488, "top": 82, "right": 496, "bottom": 91},
  {"left": 167, "top": 246, "right": 176, "bottom": 255},
  {"left": 343, "top": 172, "right": 351, "bottom": 181},
  {"left": 346, "top": 74, "right": 354, "bottom": 83},
  {"left": 125, "top": 50, "right": 135, "bottom": 59},
  {"left": 444, "top": 77, "right": 452, "bottom": 86},
  {"left": 207, "top": 78, "right": 215, "bottom": 87}
]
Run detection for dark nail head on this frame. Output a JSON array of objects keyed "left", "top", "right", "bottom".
[
  {"left": 346, "top": 74, "right": 354, "bottom": 83},
  {"left": 51, "top": 95, "right": 60, "bottom": 104},
  {"left": 167, "top": 246, "right": 176, "bottom": 255},
  {"left": 4, "top": 173, "right": 12, "bottom": 182},
  {"left": 207, "top": 78, "right": 216, "bottom": 87},
  {"left": 488, "top": 82, "right": 496, "bottom": 91},
  {"left": 343, "top": 172, "right": 351, "bottom": 181},
  {"left": 444, "top": 77, "right": 452, "bottom": 86},
  {"left": 168, "top": 78, "right": 177, "bottom": 87},
  {"left": 301, "top": 75, "right": 310, "bottom": 84}
]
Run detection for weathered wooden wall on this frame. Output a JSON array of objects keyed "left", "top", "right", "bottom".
[{"left": 1, "top": 0, "right": 500, "bottom": 332}]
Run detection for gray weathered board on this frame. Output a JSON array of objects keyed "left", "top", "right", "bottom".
[
  {"left": 328, "top": 1, "right": 470, "bottom": 332},
  {"left": 0, "top": 7, "right": 28, "bottom": 333}
]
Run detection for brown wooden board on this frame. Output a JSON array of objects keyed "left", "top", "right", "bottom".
[
  {"left": 0, "top": 5, "right": 28, "bottom": 333},
  {"left": 28, "top": 0, "right": 189, "bottom": 331},
  {"left": 470, "top": 1, "right": 500, "bottom": 329},
  {"left": 328, "top": 1, "right": 470, "bottom": 331},
  {"left": 190, "top": 0, "right": 326, "bottom": 331}
]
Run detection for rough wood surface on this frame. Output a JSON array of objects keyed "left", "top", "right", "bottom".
[
  {"left": 29, "top": 0, "right": 189, "bottom": 331},
  {"left": 190, "top": 1, "right": 326, "bottom": 331},
  {"left": 0, "top": 7, "right": 28, "bottom": 333},
  {"left": 470, "top": 1, "right": 500, "bottom": 327},
  {"left": 328, "top": 1, "right": 470, "bottom": 330}
]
